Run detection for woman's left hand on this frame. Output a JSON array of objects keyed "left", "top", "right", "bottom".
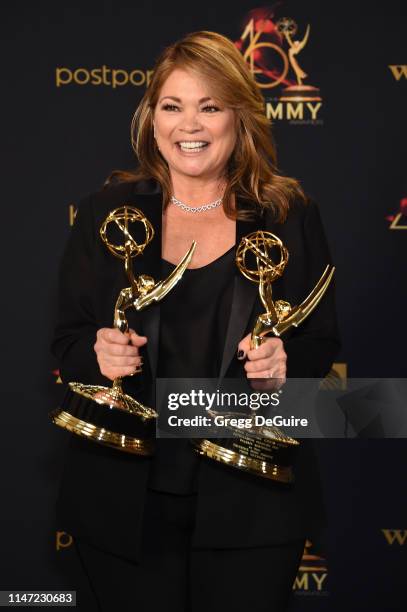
[{"left": 237, "top": 333, "right": 287, "bottom": 389}]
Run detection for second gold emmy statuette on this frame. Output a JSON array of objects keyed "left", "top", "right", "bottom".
[
  {"left": 194, "top": 230, "right": 334, "bottom": 483},
  {"left": 50, "top": 205, "right": 196, "bottom": 456}
]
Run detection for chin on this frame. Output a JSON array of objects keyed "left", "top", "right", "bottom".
[{"left": 174, "top": 163, "right": 212, "bottom": 179}]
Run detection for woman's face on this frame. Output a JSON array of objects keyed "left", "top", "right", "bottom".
[{"left": 153, "top": 68, "right": 237, "bottom": 183}]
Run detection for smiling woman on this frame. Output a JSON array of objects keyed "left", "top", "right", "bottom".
[
  {"left": 153, "top": 68, "right": 237, "bottom": 186},
  {"left": 52, "top": 29, "right": 340, "bottom": 612}
]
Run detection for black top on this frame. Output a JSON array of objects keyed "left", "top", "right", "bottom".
[{"left": 147, "top": 246, "right": 236, "bottom": 494}]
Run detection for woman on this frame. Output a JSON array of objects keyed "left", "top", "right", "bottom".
[{"left": 52, "top": 31, "right": 340, "bottom": 612}]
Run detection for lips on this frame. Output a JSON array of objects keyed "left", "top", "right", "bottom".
[{"left": 176, "top": 141, "right": 209, "bottom": 153}]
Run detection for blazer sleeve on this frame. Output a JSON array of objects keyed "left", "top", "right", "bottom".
[
  {"left": 283, "top": 200, "right": 341, "bottom": 378},
  {"left": 50, "top": 194, "right": 102, "bottom": 385}
]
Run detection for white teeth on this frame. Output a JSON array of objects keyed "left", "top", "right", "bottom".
[{"left": 178, "top": 141, "right": 209, "bottom": 150}]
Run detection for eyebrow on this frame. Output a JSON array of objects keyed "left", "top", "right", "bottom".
[{"left": 158, "top": 96, "right": 213, "bottom": 104}]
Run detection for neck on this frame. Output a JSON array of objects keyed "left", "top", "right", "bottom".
[{"left": 170, "top": 172, "right": 226, "bottom": 205}]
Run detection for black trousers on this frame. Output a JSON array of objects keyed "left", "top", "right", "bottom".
[{"left": 74, "top": 489, "right": 305, "bottom": 612}]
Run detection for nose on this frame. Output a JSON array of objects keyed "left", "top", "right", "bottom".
[{"left": 179, "top": 108, "right": 203, "bottom": 133}]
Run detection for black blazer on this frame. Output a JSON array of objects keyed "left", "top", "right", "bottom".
[{"left": 51, "top": 179, "right": 340, "bottom": 562}]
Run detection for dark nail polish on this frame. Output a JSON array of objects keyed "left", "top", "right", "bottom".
[{"left": 237, "top": 349, "right": 245, "bottom": 360}]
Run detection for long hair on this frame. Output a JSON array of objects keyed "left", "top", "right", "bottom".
[{"left": 108, "top": 30, "right": 306, "bottom": 221}]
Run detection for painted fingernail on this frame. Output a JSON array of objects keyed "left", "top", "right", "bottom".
[{"left": 237, "top": 349, "right": 246, "bottom": 360}]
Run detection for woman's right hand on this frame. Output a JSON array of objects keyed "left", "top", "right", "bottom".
[{"left": 94, "top": 328, "right": 147, "bottom": 381}]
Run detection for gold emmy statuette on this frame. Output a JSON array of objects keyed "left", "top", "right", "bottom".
[
  {"left": 276, "top": 18, "right": 322, "bottom": 102},
  {"left": 50, "top": 206, "right": 196, "bottom": 455},
  {"left": 194, "top": 231, "right": 334, "bottom": 482}
]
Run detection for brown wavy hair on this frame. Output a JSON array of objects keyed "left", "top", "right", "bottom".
[{"left": 108, "top": 30, "right": 306, "bottom": 221}]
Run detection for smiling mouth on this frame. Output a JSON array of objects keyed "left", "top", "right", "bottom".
[{"left": 176, "top": 141, "right": 210, "bottom": 153}]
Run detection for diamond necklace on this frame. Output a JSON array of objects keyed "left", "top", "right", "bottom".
[{"left": 170, "top": 195, "right": 223, "bottom": 213}]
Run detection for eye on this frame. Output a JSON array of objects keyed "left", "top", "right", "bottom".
[
  {"left": 201, "top": 105, "right": 220, "bottom": 113},
  {"left": 162, "top": 103, "right": 180, "bottom": 112}
]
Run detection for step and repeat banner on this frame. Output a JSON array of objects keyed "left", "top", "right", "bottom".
[{"left": 2, "top": 1, "right": 406, "bottom": 610}]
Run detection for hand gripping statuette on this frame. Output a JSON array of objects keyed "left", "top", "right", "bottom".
[
  {"left": 50, "top": 206, "right": 196, "bottom": 455},
  {"left": 194, "top": 230, "right": 334, "bottom": 483}
]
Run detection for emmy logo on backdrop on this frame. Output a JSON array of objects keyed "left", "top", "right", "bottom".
[
  {"left": 50, "top": 206, "right": 196, "bottom": 455},
  {"left": 386, "top": 197, "right": 407, "bottom": 230},
  {"left": 237, "top": 13, "right": 321, "bottom": 101},
  {"left": 276, "top": 18, "right": 321, "bottom": 102}
]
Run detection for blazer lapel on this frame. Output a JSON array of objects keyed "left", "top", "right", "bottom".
[{"left": 219, "top": 201, "right": 265, "bottom": 380}]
